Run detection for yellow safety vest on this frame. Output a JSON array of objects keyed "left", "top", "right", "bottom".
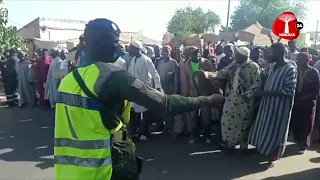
[{"left": 54, "top": 64, "right": 130, "bottom": 180}]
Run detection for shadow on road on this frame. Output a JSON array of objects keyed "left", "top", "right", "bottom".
[
  {"left": 0, "top": 107, "right": 54, "bottom": 170},
  {"left": 0, "top": 107, "right": 316, "bottom": 180},
  {"left": 136, "top": 136, "right": 271, "bottom": 180},
  {"left": 262, "top": 168, "right": 320, "bottom": 180}
]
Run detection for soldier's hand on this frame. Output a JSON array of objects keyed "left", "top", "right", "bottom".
[{"left": 205, "top": 94, "right": 225, "bottom": 107}]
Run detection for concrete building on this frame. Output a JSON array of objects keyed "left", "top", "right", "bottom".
[
  {"left": 18, "top": 17, "right": 85, "bottom": 41},
  {"left": 18, "top": 17, "right": 161, "bottom": 45}
]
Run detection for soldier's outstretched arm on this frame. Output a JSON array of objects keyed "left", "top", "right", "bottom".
[{"left": 98, "top": 70, "right": 223, "bottom": 115}]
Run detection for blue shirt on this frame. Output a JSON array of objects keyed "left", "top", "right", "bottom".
[
  {"left": 314, "top": 60, "right": 320, "bottom": 72},
  {"left": 217, "top": 56, "right": 233, "bottom": 71}
]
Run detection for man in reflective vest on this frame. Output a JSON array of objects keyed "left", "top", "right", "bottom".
[{"left": 54, "top": 18, "right": 225, "bottom": 180}]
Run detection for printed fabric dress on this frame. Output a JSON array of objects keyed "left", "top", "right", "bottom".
[{"left": 206, "top": 60, "right": 261, "bottom": 147}]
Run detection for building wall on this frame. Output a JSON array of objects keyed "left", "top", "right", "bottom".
[
  {"left": 18, "top": 18, "right": 41, "bottom": 40},
  {"left": 38, "top": 17, "right": 86, "bottom": 41}
]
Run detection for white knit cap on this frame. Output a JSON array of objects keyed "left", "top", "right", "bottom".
[
  {"left": 237, "top": 46, "right": 250, "bottom": 57},
  {"left": 52, "top": 47, "right": 61, "bottom": 52},
  {"left": 141, "top": 47, "right": 147, "bottom": 54},
  {"left": 131, "top": 40, "right": 143, "bottom": 49}
]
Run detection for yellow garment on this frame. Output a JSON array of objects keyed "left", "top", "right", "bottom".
[{"left": 54, "top": 64, "right": 130, "bottom": 180}]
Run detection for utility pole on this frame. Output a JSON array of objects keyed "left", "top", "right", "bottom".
[
  {"left": 315, "top": 20, "right": 319, "bottom": 46},
  {"left": 225, "top": 0, "right": 231, "bottom": 32}
]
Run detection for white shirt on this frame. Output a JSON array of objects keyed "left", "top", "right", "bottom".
[
  {"left": 111, "top": 57, "right": 127, "bottom": 70},
  {"left": 128, "top": 54, "right": 162, "bottom": 112}
]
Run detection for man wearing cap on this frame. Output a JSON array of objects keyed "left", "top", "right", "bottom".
[
  {"left": 45, "top": 48, "right": 62, "bottom": 108},
  {"left": 198, "top": 46, "right": 261, "bottom": 151},
  {"left": 127, "top": 40, "right": 162, "bottom": 140},
  {"left": 54, "top": 18, "right": 224, "bottom": 180}
]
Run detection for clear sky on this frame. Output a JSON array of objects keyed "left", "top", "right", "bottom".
[{"left": 3, "top": 0, "right": 319, "bottom": 40}]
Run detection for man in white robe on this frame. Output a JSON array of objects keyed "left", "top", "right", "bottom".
[
  {"left": 59, "top": 49, "right": 69, "bottom": 79},
  {"left": 45, "top": 48, "right": 61, "bottom": 108},
  {"left": 128, "top": 40, "right": 162, "bottom": 141}
]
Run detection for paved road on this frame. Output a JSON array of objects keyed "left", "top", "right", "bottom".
[{"left": 1, "top": 107, "right": 320, "bottom": 180}]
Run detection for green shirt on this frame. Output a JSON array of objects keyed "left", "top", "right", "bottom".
[
  {"left": 190, "top": 61, "right": 200, "bottom": 85},
  {"left": 190, "top": 61, "right": 200, "bottom": 73}
]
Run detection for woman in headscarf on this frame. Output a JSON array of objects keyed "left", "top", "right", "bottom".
[{"left": 290, "top": 52, "right": 319, "bottom": 153}]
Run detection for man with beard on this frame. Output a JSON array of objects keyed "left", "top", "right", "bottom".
[
  {"left": 248, "top": 43, "right": 298, "bottom": 167},
  {"left": 199, "top": 47, "right": 261, "bottom": 151}
]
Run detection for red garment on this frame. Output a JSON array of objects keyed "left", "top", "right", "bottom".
[
  {"left": 290, "top": 67, "right": 319, "bottom": 149},
  {"left": 36, "top": 57, "right": 51, "bottom": 106}
]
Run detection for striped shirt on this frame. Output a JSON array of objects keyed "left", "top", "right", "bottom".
[{"left": 248, "top": 61, "right": 298, "bottom": 156}]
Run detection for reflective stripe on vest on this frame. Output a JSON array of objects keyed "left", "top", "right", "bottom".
[
  {"left": 55, "top": 92, "right": 112, "bottom": 167},
  {"left": 56, "top": 92, "right": 100, "bottom": 110},
  {"left": 54, "top": 138, "right": 110, "bottom": 149},
  {"left": 54, "top": 155, "right": 112, "bottom": 167}
]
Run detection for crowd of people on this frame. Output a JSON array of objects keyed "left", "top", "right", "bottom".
[{"left": 1, "top": 35, "right": 320, "bottom": 168}]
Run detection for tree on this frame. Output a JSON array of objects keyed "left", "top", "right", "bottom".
[
  {"left": 167, "top": 6, "right": 221, "bottom": 39},
  {"left": 230, "top": 0, "right": 307, "bottom": 32},
  {"left": 0, "top": 7, "right": 27, "bottom": 54},
  {"left": 279, "top": 13, "right": 296, "bottom": 33}
]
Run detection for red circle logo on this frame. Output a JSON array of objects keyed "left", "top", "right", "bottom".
[{"left": 271, "top": 11, "right": 300, "bottom": 41}]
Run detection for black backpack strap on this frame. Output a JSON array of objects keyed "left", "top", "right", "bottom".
[
  {"left": 72, "top": 68, "right": 97, "bottom": 99},
  {"left": 72, "top": 68, "right": 121, "bottom": 131}
]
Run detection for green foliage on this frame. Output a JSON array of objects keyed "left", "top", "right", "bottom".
[
  {"left": 167, "top": 6, "right": 221, "bottom": 39},
  {"left": 230, "top": 0, "right": 308, "bottom": 32},
  {"left": 0, "top": 8, "right": 27, "bottom": 54}
]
